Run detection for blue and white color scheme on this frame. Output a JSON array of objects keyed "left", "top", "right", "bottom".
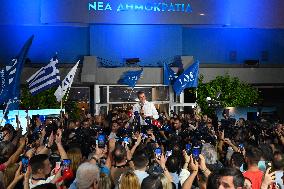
[
  {"left": 27, "top": 55, "right": 60, "bottom": 95},
  {"left": 163, "top": 62, "right": 178, "bottom": 85},
  {"left": 54, "top": 61, "right": 79, "bottom": 102},
  {"left": 0, "top": 109, "right": 64, "bottom": 131},
  {"left": 118, "top": 69, "right": 143, "bottom": 88},
  {"left": 173, "top": 61, "right": 199, "bottom": 95},
  {"left": 0, "top": 35, "right": 34, "bottom": 110}
]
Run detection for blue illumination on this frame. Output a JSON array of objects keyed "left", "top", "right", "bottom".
[
  {"left": 0, "top": 109, "right": 63, "bottom": 132},
  {"left": 0, "top": 26, "right": 89, "bottom": 64},
  {"left": 0, "top": 1, "right": 284, "bottom": 65},
  {"left": 88, "top": 2, "right": 192, "bottom": 13},
  {"left": 182, "top": 28, "right": 284, "bottom": 64},
  {"left": 90, "top": 25, "right": 182, "bottom": 66}
]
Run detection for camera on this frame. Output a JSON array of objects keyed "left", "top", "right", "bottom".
[
  {"left": 21, "top": 156, "right": 29, "bottom": 173},
  {"left": 154, "top": 147, "right": 162, "bottom": 159},
  {"left": 97, "top": 134, "right": 106, "bottom": 148},
  {"left": 192, "top": 146, "right": 201, "bottom": 161},
  {"left": 186, "top": 144, "right": 192, "bottom": 155}
]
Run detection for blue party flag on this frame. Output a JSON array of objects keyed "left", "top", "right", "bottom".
[
  {"left": 0, "top": 35, "right": 34, "bottom": 110},
  {"left": 173, "top": 61, "right": 199, "bottom": 95},
  {"left": 163, "top": 63, "right": 178, "bottom": 85},
  {"left": 118, "top": 69, "right": 143, "bottom": 88}
]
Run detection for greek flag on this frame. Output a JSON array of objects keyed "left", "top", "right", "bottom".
[
  {"left": 0, "top": 35, "right": 34, "bottom": 110},
  {"left": 54, "top": 61, "right": 79, "bottom": 102},
  {"left": 173, "top": 61, "right": 199, "bottom": 95},
  {"left": 26, "top": 55, "right": 60, "bottom": 96}
]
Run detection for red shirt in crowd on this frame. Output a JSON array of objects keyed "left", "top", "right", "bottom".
[{"left": 243, "top": 170, "right": 264, "bottom": 189}]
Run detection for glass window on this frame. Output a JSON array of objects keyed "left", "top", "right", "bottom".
[
  {"left": 109, "top": 87, "right": 152, "bottom": 102},
  {"left": 108, "top": 86, "right": 169, "bottom": 102},
  {"left": 99, "top": 86, "right": 107, "bottom": 103},
  {"left": 152, "top": 86, "right": 169, "bottom": 101},
  {"left": 68, "top": 87, "right": 90, "bottom": 102}
]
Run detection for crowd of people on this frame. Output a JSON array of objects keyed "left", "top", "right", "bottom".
[{"left": 0, "top": 91, "right": 284, "bottom": 189}]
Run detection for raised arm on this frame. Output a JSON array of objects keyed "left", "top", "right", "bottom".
[
  {"left": 4, "top": 137, "right": 26, "bottom": 168},
  {"left": 55, "top": 129, "right": 68, "bottom": 159},
  {"left": 182, "top": 155, "right": 199, "bottom": 189}
]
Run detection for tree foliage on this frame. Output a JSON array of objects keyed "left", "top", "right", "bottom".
[
  {"left": 196, "top": 74, "right": 260, "bottom": 115},
  {"left": 20, "top": 86, "right": 82, "bottom": 120},
  {"left": 20, "top": 85, "right": 60, "bottom": 109}
]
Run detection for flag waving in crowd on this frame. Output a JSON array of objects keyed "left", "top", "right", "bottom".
[
  {"left": 163, "top": 62, "right": 178, "bottom": 85},
  {"left": 173, "top": 60, "right": 199, "bottom": 95},
  {"left": 54, "top": 61, "right": 80, "bottom": 102},
  {"left": 26, "top": 55, "right": 60, "bottom": 96},
  {"left": 118, "top": 69, "right": 143, "bottom": 88},
  {"left": 0, "top": 35, "right": 34, "bottom": 110}
]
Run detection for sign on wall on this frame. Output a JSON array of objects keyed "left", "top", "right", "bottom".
[{"left": 41, "top": 0, "right": 230, "bottom": 25}]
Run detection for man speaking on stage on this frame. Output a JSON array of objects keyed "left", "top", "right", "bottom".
[{"left": 133, "top": 91, "right": 159, "bottom": 124}]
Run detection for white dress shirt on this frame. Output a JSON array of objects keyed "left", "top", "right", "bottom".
[
  {"left": 134, "top": 170, "right": 149, "bottom": 184},
  {"left": 133, "top": 100, "right": 159, "bottom": 125}
]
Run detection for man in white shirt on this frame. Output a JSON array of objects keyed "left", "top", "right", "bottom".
[
  {"left": 133, "top": 91, "right": 159, "bottom": 125},
  {"left": 29, "top": 154, "right": 60, "bottom": 188},
  {"left": 133, "top": 152, "right": 149, "bottom": 184}
]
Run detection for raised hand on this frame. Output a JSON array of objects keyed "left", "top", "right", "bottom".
[
  {"left": 55, "top": 129, "right": 63, "bottom": 144},
  {"left": 261, "top": 167, "right": 276, "bottom": 189}
]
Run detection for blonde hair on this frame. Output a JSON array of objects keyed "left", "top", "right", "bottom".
[
  {"left": 160, "top": 174, "right": 172, "bottom": 189},
  {"left": 99, "top": 173, "right": 112, "bottom": 189},
  {"left": 119, "top": 171, "right": 140, "bottom": 189},
  {"left": 3, "top": 163, "right": 18, "bottom": 188},
  {"left": 67, "top": 147, "right": 83, "bottom": 172}
]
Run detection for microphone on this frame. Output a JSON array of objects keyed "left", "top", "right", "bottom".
[{"left": 139, "top": 102, "right": 144, "bottom": 109}]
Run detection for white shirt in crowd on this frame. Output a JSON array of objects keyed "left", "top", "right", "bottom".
[
  {"left": 108, "top": 132, "right": 117, "bottom": 140},
  {"left": 275, "top": 170, "right": 284, "bottom": 189},
  {"left": 133, "top": 100, "right": 159, "bottom": 125},
  {"left": 134, "top": 170, "right": 149, "bottom": 184},
  {"left": 29, "top": 175, "right": 55, "bottom": 189}
]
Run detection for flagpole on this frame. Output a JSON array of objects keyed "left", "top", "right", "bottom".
[
  {"left": 0, "top": 99, "right": 11, "bottom": 126},
  {"left": 60, "top": 100, "right": 63, "bottom": 111},
  {"left": 63, "top": 86, "right": 71, "bottom": 106}
]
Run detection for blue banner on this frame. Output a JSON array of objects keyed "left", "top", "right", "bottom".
[
  {"left": 173, "top": 60, "right": 199, "bottom": 95},
  {"left": 163, "top": 62, "right": 178, "bottom": 85},
  {"left": 118, "top": 69, "right": 143, "bottom": 88},
  {"left": 0, "top": 35, "right": 34, "bottom": 110}
]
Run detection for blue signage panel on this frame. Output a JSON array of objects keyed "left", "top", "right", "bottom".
[{"left": 41, "top": 0, "right": 230, "bottom": 25}]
